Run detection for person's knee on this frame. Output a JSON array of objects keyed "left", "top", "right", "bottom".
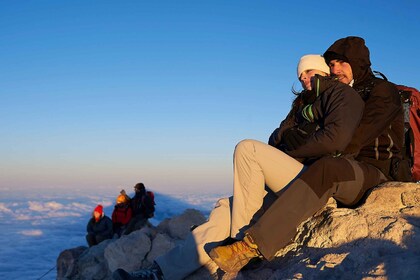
[
  {"left": 214, "top": 197, "right": 231, "bottom": 209},
  {"left": 235, "top": 139, "right": 256, "bottom": 157},
  {"left": 86, "top": 234, "right": 96, "bottom": 246}
]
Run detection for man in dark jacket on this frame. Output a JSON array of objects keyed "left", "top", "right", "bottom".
[
  {"left": 86, "top": 204, "right": 113, "bottom": 247},
  {"left": 123, "top": 182, "right": 155, "bottom": 235},
  {"left": 208, "top": 36, "right": 408, "bottom": 273},
  {"left": 324, "top": 37, "right": 409, "bottom": 181}
]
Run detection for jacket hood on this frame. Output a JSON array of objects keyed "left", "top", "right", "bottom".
[{"left": 323, "top": 36, "right": 373, "bottom": 88}]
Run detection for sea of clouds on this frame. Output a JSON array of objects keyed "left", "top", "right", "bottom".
[{"left": 0, "top": 186, "right": 228, "bottom": 280}]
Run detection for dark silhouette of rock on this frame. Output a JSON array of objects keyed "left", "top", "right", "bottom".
[{"left": 57, "top": 246, "right": 87, "bottom": 279}]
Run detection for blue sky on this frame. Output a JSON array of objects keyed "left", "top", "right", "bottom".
[{"left": 1, "top": 1, "right": 419, "bottom": 193}]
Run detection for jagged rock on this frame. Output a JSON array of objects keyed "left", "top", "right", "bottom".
[
  {"left": 57, "top": 183, "right": 420, "bottom": 280},
  {"left": 105, "top": 229, "right": 153, "bottom": 273},
  {"left": 158, "top": 208, "right": 207, "bottom": 239},
  {"left": 238, "top": 182, "right": 420, "bottom": 280},
  {"left": 146, "top": 233, "right": 175, "bottom": 265},
  {"left": 56, "top": 246, "right": 87, "bottom": 280},
  {"left": 57, "top": 209, "right": 206, "bottom": 280},
  {"left": 75, "top": 239, "right": 113, "bottom": 280}
]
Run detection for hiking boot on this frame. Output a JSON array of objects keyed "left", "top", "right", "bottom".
[
  {"left": 112, "top": 263, "right": 164, "bottom": 280},
  {"left": 208, "top": 234, "right": 261, "bottom": 273}
]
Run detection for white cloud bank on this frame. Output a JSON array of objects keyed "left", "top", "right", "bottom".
[
  {"left": 20, "top": 229, "right": 43, "bottom": 236},
  {"left": 0, "top": 203, "right": 13, "bottom": 214},
  {"left": 28, "top": 201, "right": 64, "bottom": 211}
]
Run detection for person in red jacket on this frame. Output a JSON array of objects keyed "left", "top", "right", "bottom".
[{"left": 112, "top": 191, "right": 133, "bottom": 237}]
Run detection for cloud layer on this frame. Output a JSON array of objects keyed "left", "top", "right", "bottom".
[{"left": 0, "top": 187, "right": 228, "bottom": 280}]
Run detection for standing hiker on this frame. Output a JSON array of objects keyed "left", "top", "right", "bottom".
[{"left": 124, "top": 183, "right": 155, "bottom": 235}]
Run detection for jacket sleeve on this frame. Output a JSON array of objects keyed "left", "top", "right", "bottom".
[
  {"left": 87, "top": 219, "right": 94, "bottom": 234},
  {"left": 286, "top": 84, "right": 364, "bottom": 158},
  {"left": 111, "top": 209, "right": 116, "bottom": 223},
  {"left": 343, "top": 81, "right": 402, "bottom": 155}
]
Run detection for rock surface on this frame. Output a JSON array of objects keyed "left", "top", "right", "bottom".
[{"left": 57, "top": 182, "right": 420, "bottom": 280}]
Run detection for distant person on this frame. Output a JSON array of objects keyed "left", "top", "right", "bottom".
[
  {"left": 124, "top": 183, "right": 155, "bottom": 235},
  {"left": 112, "top": 191, "right": 133, "bottom": 237},
  {"left": 119, "top": 188, "right": 131, "bottom": 203},
  {"left": 86, "top": 204, "right": 113, "bottom": 247}
]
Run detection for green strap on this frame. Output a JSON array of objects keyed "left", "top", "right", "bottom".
[
  {"left": 302, "top": 104, "right": 314, "bottom": 122},
  {"left": 316, "top": 78, "right": 320, "bottom": 97}
]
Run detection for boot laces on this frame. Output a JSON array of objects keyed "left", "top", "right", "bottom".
[{"left": 231, "top": 240, "right": 253, "bottom": 254}]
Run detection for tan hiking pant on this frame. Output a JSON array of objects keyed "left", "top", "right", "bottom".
[{"left": 156, "top": 139, "right": 304, "bottom": 280}]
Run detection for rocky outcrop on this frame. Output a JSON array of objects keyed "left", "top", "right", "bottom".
[
  {"left": 57, "top": 182, "right": 420, "bottom": 280},
  {"left": 57, "top": 209, "right": 207, "bottom": 280}
]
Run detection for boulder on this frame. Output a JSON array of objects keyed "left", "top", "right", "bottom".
[
  {"left": 157, "top": 208, "right": 207, "bottom": 239},
  {"left": 105, "top": 229, "right": 152, "bottom": 273},
  {"left": 56, "top": 246, "right": 87, "bottom": 280},
  {"left": 57, "top": 209, "right": 206, "bottom": 280},
  {"left": 75, "top": 239, "right": 113, "bottom": 280}
]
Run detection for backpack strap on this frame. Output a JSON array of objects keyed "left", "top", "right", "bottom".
[
  {"left": 396, "top": 85, "right": 416, "bottom": 169},
  {"left": 373, "top": 70, "right": 388, "bottom": 81}
]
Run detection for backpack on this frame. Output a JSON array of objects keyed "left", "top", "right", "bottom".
[
  {"left": 146, "top": 191, "right": 156, "bottom": 206},
  {"left": 141, "top": 191, "right": 156, "bottom": 218},
  {"left": 372, "top": 71, "right": 419, "bottom": 182},
  {"left": 396, "top": 85, "right": 420, "bottom": 182}
]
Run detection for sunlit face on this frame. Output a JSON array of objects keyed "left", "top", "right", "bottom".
[
  {"left": 328, "top": 59, "right": 353, "bottom": 85},
  {"left": 299, "top": 69, "right": 328, "bottom": 91},
  {"left": 93, "top": 211, "right": 101, "bottom": 220}
]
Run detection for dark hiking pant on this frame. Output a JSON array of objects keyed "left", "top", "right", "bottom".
[
  {"left": 86, "top": 233, "right": 110, "bottom": 247},
  {"left": 124, "top": 215, "right": 148, "bottom": 235},
  {"left": 246, "top": 157, "right": 387, "bottom": 260}
]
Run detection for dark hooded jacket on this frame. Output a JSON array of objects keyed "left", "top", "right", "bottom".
[
  {"left": 87, "top": 214, "right": 113, "bottom": 238},
  {"left": 269, "top": 75, "right": 364, "bottom": 162},
  {"left": 324, "top": 36, "right": 406, "bottom": 180},
  {"left": 131, "top": 188, "right": 155, "bottom": 218}
]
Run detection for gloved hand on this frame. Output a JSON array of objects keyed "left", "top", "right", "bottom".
[
  {"left": 282, "top": 122, "right": 319, "bottom": 151},
  {"left": 281, "top": 127, "right": 310, "bottom": 151}
]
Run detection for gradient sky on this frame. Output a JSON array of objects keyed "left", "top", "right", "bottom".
[{"left": 1, "top": 1, "right": 419, "bottom": 193}]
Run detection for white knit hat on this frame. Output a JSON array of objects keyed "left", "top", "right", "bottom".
[{"left": 297, "top": 54, "right": 330, "bottom": 78}]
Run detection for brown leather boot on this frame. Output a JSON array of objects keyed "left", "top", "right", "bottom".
[{"left": 208, "top": 234, "right": 261, "bottom": 273}]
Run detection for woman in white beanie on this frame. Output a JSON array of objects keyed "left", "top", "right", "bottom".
[
  {"left": 268, "top": 54, "right": 332, "bottom": 156},
  {"left": 113, "top": 55, "right": 364, "bottom": 280},
  {"left": 208, "top": 55, "right": 365, "bottom": 273}
]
